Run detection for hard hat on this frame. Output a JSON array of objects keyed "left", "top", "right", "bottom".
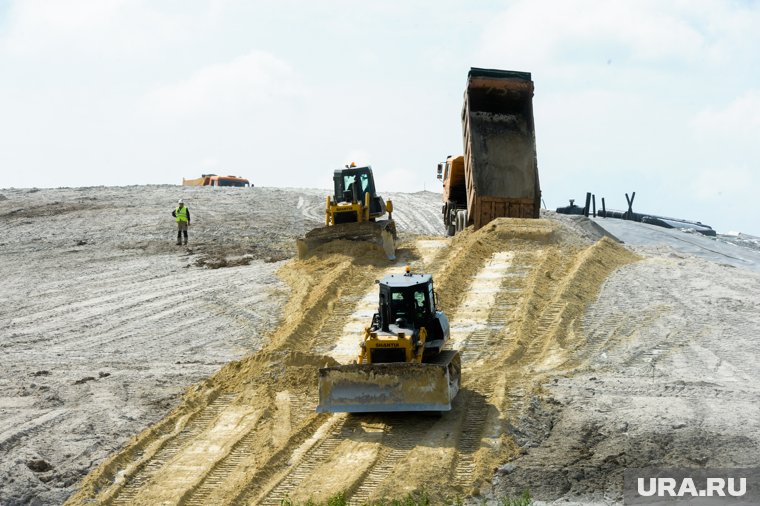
[{"left": 178, "top": 199, "right": 184, "bottom": 204}]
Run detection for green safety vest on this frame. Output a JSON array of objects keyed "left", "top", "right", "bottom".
[{"left": 175, "top": 206, "right": 189, "bottom": 222}]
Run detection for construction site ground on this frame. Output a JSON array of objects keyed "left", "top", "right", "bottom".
[{"left": 0, "top": 186, "right": 758, "bottom": 505}]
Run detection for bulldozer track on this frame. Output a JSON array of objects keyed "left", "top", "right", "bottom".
[
  {"left": 223, "top": 414, "right": 345, "bottom": 505},
  {"left": 346, "top": 415, "right": 431, "bottom": 505},
  {"left": 110, "top": 392, "right": 238, "bottom": 505},
  {"left": 452, "top": 385, "right": 492, "bottom": 487},
  {"left": 65, "top": 222, "right": 641, "bottom": 505},
  {"left": 182, "top": 424, "right": 263, "bottom": 506},
  {"left": 256, "top": 415, "right": 361, "bottom": 505},
  {"left": 448, "top": 251, "right": 541, "bottom": 487},
  {"left": 313, "top": 292, "right": 365, "bottom": 356}
]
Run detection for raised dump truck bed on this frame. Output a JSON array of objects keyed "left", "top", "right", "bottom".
[{"left": 441, "top": 68, "right": 540, "bottom": 234}]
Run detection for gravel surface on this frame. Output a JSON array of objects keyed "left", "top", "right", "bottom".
[
  {"left": 0, "top": 185, "right": 443, "bottom": 505},
  {"left": 2, "top": 187, "right": 758, "bottom": 505}
]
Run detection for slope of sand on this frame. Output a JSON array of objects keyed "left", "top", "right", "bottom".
[
  {"left": 0, "top": 185, "right": 443, "bottom": 505},
  {"left": 3, "top": 185, "right": 758, "bottom": 505},
  {"left": 64, "top": 215, "right": 642, "bottom": 505},
  {"left": 489, "top": 216, "right": 760, "bottom": 505}
]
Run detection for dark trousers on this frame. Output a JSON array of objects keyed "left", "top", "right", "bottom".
[{"left": 177, "top": 222, "right": 188, "bottom": 244}]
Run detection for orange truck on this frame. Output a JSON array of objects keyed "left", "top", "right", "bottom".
[
  {"left": 182, "top": 174, "right": 251, "bottom": 187},
  {"left": 437, "top": 68, "right": 540, "bottom": 235}
]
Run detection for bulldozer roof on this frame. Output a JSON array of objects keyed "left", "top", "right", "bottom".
[
  {"left": 334, "top": 165, "right": 372, "bottom": 177},
  {"left": 380, "top": 273, "right": 432, "bottom": 288}
]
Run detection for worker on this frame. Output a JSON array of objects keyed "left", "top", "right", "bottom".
[{"left": 172, "top": 199, "right": 190, "bottom": 245}]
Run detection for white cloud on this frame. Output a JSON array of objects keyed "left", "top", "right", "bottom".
[
  {"left": 0, "top": 0, "right": 187, "bottom": 58},
  {"left": 140, "top": 50, "right": 308, "bottom": 118},
  {"left": 689, "top": 167, "right": 756, "bottom": 201},
  {"left": 691, "top": 91, "right": 760, "bottom": 142},
  {"left": 479, "top": 1, "right": 702, "bottom": 71},
  {"left": 375, "top": 167, "right": 426, "bottom": 193},
  {"left": 476, "top": 0, "right": 760, "bottom": 78}
]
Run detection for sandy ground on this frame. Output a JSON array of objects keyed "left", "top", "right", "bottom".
[
  {"left": 0, "top": 185, "right": 443, "bottom": 505},
  {"left": 1, "top": 187, "right": 758, "bottom": 505},
  {"left": 62, "top": 212, "right": 640, "bottom": 505},
  {"left": 489, "top": 226, "right": 760, "bottom": 504}
]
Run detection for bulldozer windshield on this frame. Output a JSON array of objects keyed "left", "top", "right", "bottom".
[
  {"left": 342, "top": 173, "right": 370, "bottom": 202},
  {"left": 389, "top": 287, "right": 430, "bottom": 326},
  {"left": 334, "top": 167, "right": 376, "bottom": 203}
]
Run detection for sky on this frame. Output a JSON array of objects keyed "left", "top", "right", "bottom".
[{"left": 1, "top": 0, "right": 759, "bottom": 235}]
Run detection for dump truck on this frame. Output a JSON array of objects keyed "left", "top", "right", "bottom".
[
  {"left": 317, "top": 268, "right": 460, "bottom": 413},
  {"left": 297, "top": 164, "right": 397, "bottom": 260},
  {"left": 182, "top": 174, "right": 251, "bottom": 187},
  {"left": 437, "top": 68, "right": 541, "bottom": 235}
]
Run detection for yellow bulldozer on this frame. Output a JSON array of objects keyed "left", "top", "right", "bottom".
[
  {"left": 297, "top": 164, "right": 397, "bottom": 260},
  {"left": 317, "top": 268, "right": 461, "bottom": 413}
]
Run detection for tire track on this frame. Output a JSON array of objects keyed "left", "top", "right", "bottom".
[
  {"left": 453, "top": 385, "right": 492, "bottom": 487},
  {"left": 449, "top": 251, "right": 540, "bottom": 487},
  {"left": 347, "top": 415, "right": 432, "bottom": 505},
  {"left": 255, "top": 415, "right": 362, "bottom": 505},
  {"left": 226, "top": 414, "right": 345, "bottom": 505},
  {"left": 109, "top": 393, "right": 238, "bottom": 506},
  {"left": 11, "top": 275, "right": 211, "bottom": 346}
]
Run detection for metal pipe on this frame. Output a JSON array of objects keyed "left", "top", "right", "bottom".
[{"left": 584, "top": 192, "right": 591, "bottom": 217}]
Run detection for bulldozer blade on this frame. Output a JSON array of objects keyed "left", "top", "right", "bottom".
[
  {"left": 317, "top": 350, "right": 460, "bottom": 413},
  {"left": 297, "top": 220, "right": 397, "bottom": 260}
]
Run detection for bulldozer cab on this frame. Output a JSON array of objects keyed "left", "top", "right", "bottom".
[
  {"left": 332, "top": 166, "right": 383, "bottom": 214},
  {"left": 375, "top": 274, "right": 438, "bottom": 338},
  {"left": 380, "top": 275, "right": 435, "bottom": 330}
]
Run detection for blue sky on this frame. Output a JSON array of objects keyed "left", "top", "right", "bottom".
[{"left": 1, "top": 1, "right": 759, "bottom": 235}]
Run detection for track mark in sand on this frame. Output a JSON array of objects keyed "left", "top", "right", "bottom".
[
  {"left": 272, "top": 391, "right": 292, "bottom": 446},
  {"left": 453, "top": 386, "right": 491, "bottom": 487},
  {"left": 110, "top": 393, "right": 237, "bottom": 505},
  {"left": 0, "top": 409, "right": 67, "bottom": 451},
  {"left": 288, "top": 389, "right": 318, "bottom": 430},
  {"left": 182, "top": 412, "right": 265, "bottom": 506},
  {"left": 256, "top": 415, "right": 362, "bottom": 505},
  {"left": 447, "top": 251, "right": 542, "bottom": 487},
  {"left": 186, "top": 391, "right": 326, "bottom": 506},
  {"left": 552, "top": 378, "right": 760, "bottom": 403},
  {"left": 448, "top": 251, "right": 513, "bottom": 359},
  {"left": 312, "top": 289, "right": 366, "bottom": 357},
  {"left": 449, "top": 250, "right": 540, "bottom": 362},
  {"left": 133, "top": 406, "right": 263, "bottom": 504},
  {"left": 347, "top": 416, "right": 431, "bottom": 505},
  {"left": 414, "top": 238, "right": 449, "bottom": 268},
  {"left": 194, "top": 413, "right": 344, "bottom": 506},
  {"left": 328, "top": 265, "right": 401, "bottom": 364}
]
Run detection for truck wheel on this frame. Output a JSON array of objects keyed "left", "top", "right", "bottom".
[{"left": 447, "top": 224, "right": 455, "bottom": 236}]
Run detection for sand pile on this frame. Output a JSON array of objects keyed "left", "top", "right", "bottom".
[{"left": 66, "top": 216, "right": 643, "bottom": 505}]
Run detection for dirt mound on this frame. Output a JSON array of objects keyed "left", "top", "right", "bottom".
[
  {"left": 295, "top": 238, "right": 394, "bottom": 265},
  {"left": 0, "top": 185, "right": 450, "bottom": 506},
  {"left": 66, "top": 216, "right": 641, "bottom": 505}
]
